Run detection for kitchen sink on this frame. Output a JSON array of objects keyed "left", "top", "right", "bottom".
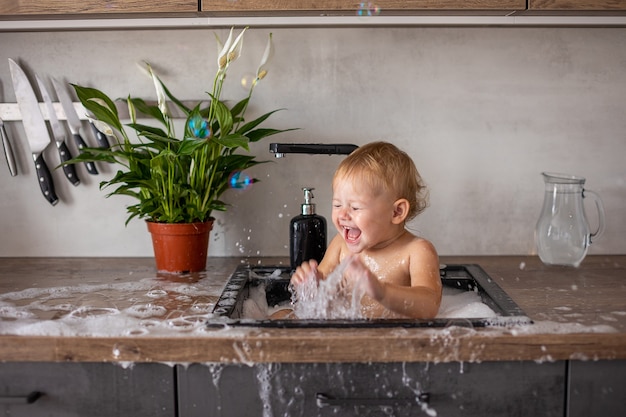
[{"left": 209, "top": 264, "right": 532, "bottom": 328}]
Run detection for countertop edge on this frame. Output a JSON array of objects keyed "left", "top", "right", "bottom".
[{"left": 1, "top": 332, "right": 625, "bottom": 364}]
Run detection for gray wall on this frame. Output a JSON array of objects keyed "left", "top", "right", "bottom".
[{"left": 0, "top": 27, "right": 624, "bottom": 257}]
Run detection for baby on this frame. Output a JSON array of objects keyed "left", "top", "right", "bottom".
[{"left": 291, "top": 141, "right": 442, "bottom": 319}]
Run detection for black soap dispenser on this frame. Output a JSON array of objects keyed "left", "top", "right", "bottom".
[{"left": 290, "top": 187, "right": 327, "bottom": 270}]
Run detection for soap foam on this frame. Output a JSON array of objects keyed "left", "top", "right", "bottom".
[{"left": 0, "top": 277, "right": 220, "bottom": 337}]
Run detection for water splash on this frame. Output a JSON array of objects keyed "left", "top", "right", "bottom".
[{"left": 290, "top": 257, "right": 364, "bottom": 319}]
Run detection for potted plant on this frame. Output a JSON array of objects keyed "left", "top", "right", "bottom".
[{"left": 68, "top": 28, "right": 294, "bottom": 273}]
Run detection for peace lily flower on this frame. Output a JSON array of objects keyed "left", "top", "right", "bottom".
[
  {"left": 255, "top": 33, "right": 274, "bottom": 84},
  {"left": 66, "top": 28, "right": 296, "bottom": 225},
  {"left": 217, "top": 27, "right": 247, "bottom": 70}
]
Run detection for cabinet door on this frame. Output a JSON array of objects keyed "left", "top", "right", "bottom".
[
  {"left": 0, "top": 362, "right": 175, "bottom": 417},
  {"left": 529, "top": 0, "right": 626, "bottom": 11},
  {"left": 0, "top": 0, "right": 198, "bottom": 15},
  {"left": 177, "top": 361, "right": 565, "bottom": 417},
  {"left": 201, "top": 1, "right": 526, "bottom": 14},
  {"left": 568, "top": 360, "right": 626, "bottom": 417}
]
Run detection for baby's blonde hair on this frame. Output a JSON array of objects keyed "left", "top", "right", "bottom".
[{"left": 333, "top": 141, "right": 428, "bottom": 221}]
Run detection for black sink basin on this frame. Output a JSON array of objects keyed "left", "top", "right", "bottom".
[{"left": 209, "top": 264, "right": 531, "bottom": 328}]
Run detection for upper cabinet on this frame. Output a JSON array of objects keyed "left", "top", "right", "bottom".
[
  {"left": 528, "top": 0, "right": 626, "bottom": 11},
  {"left": 0, "top": 0, "right": 198, "bottom": 16},
  {"left": 200, "top": 1, "right": 526, "bottom": 15},
  {"left": 1, "top": 0, "right": 625, "bottom": 22}
]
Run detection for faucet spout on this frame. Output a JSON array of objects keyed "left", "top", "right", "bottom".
[{"left": 269, "top": 143, "right": 358, "bottom": 158}]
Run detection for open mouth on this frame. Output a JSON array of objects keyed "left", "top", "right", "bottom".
[{"left": 343, "top": 226, "right": 362, "bottom": 244}]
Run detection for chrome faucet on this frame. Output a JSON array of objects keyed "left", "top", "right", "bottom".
[{"left": 269, "top": 143, "right": 358, "bottom": 158}]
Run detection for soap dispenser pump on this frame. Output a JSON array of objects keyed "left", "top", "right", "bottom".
[{"left": 290, "top": 187, "right": 327, "bottom": 270}]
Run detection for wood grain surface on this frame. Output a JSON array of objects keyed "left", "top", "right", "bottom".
[{"left": 1, "top": 255, "right": 625, "bottom": 363}]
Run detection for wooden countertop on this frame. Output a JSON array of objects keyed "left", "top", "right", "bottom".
[{"left": 1, "top": 256, "right": 625, "bottom": 364}]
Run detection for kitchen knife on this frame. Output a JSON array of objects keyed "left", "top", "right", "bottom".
[
  {"left": 35, "top": 75, "right": 80, "bottom": 186},
  {"left": 90, "top": 119, "right": 110, "bottom": 149},
  {"left": 8, "top": 59, "right": 58, "bottom": 206},
  {"left": 0, "top": 115, "right": 18, "bottom": 176},
  {"left": 51, "top": 77, "right": 99, "bottom": 175}
]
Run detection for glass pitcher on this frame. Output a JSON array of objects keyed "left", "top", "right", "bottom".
[{"left": 535, "top": 172, "right": 605, "bottom": 267}]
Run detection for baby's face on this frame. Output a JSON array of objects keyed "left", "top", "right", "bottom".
[{"left": 331, "top": 176, "right": 399, "bottom": 253}]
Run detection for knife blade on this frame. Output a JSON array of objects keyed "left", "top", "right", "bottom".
[
  {"left": 0, "top": 115, "right": 18, "bottom": 176},
  {"left": 35, "top": 75, "right": 80, "bottom": 186},
  {"left": 51, "top": 77, "right": 99, "bottom": 175},
  {"left": 8, "top": 58, "right": 58, "bottom": 206}
]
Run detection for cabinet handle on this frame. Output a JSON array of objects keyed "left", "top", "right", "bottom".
[
  {"left": 0, "top": 391, "right": 43, "bottom": 405},
  {"left": 316, "top": 392, "right": 429, "bottom": 408}
]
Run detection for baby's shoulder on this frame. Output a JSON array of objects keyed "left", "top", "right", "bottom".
[{"left": 403, "top": 233, "right": 438, "bottom": 258}]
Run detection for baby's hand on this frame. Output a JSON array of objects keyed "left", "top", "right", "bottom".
[
  {"left": 290, "top": 259, "right": 322, "bottom": 285},
  {"left": 344, "top": 255, "right": 385, "bottom": 301}
]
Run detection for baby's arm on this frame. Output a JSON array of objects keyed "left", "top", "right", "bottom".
[{"left": 347, "top": 240, "right": 442, "bottom": 319}]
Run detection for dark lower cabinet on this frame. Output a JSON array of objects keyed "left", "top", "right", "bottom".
[
  {"left": 568, "top": 360, "right": 626, "bottom": 417},
  {"left": 2, "top": 359, "right": 624, "bottom": 416},
  {"left": 177, "top": 361, "right": 566, "bottom": 417},
  {"left": 0, "top": 362, "right": 175, "bottom": 417}
]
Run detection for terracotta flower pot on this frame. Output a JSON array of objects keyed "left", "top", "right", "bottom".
[{"left": 146, "top": 220, "right": 214, "bottom": 273}]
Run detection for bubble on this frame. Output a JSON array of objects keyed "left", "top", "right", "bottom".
[
  {"left": 167, "top": 317, "right": 196, "bottom": 330},
  {"left": 146, "top": 289, "right": 168, "bottom": 298},
  {"left": 125, "top": 327, "right": 149, "bottom": 336},
  {"left": 189, "top": 302, "right": 213, "bottom": 313},
  {"left": 356, "top": 2, "right": 381, "bottom": 17},
  {"left": 187, "top": 113, "right": 211, "bottom": 139},
  {"left": 228, "top": 171, "right": 252, "bottom": 190},
  {"left": 67, "top": 306, "right": 119, "bottom": 319},
  {"left": 180, "top": 314, "right": 208, "bottom": 324},
  {"left": 125, "top": 303, "right": 167, "bottom": 318},
  {"left": 139, "top": 319, "right": 160, "bottom": 328}
]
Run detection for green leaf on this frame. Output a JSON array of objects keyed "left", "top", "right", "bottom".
[
  {"left": 236, "top": 109, "right": 284, "bottom": 135},
  {"left": 213, "top": 133, "right": 249, "bottom": 150},
  {"left": 158, "top": 76, "right": 191, "bottom": 115},
  {"left": 72, "top": 84, "right": 123, "bottom": 132},
  {"left": 178, "top": 138, "right": 208, "bottom": 156},
  {"left": 245, "top": 127, "right": 299, "bottom": 143},
  {"left": 230, "top": 97, "right": 248, "bottom": 118},
  {"left": 128, "top": 98, "right": 168, "bottom": 126},
  {"left": 213, "top": 99, "right": 234, "bottom": 136},
  {"left": 126, "top": 123, "right": 170, "bottom": 141}
]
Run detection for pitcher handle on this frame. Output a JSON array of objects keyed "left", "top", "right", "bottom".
[{"left": 583, "top": 189, "right": 605, "bottom": 243}]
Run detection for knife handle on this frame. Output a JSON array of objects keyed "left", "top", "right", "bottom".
[
  {"left": 57, "top": 141, "right": 80, "bottom": 186},
  {"left": 90, "top": 121, "right": 110, "bottom": 149},
  {"left": 73, "top": 133, "right": 99, "bottom": 175},
  {"left": 33, "top": 153, "right": 59, "bottom": 206},
  {"left": 1, "top": 124, "right": 18, "bottom": 177}
]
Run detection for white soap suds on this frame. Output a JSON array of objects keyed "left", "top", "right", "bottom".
[{"left": 0, "top": 277, "right": 219, "bottom": 337}]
